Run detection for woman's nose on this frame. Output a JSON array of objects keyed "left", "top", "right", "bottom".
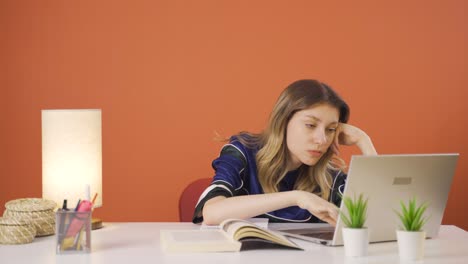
[{"left": 312, "top": 129, "right": 327, "bottom": 145}]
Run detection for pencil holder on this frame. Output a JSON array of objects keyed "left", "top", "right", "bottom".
[{"left": 55, "top": 210, "right": 91, "bottom": 254}]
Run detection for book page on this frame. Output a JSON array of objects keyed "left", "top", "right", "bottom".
[
  {"left": 221, "top": 219, "right": 258, "bottom": 237},
  {"left": 201, "top": 218, "right": 268, "bottom": 230},
  {"left": 236, "top": 226, "right": 296, "bottom": 246},
  {"left": 220, "top": 219, "right": 301, "bottom": 249}
]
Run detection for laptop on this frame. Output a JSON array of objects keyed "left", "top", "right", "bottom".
[{"left": 271, "top": 154, "right": 459, "bottom": 246}]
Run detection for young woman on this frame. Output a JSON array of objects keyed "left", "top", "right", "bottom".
[{"left": 193, "top": 79, "right": 377, "bottom": 226}]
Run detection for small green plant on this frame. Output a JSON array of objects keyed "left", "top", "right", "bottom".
[
  {"left": 395, "top": 197, "right": 428, "bottom": 231},
  {"left": 340, "top": 193, "right": 368, "bottom": 228}
]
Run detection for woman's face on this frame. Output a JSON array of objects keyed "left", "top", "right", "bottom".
[{"left": 286, "top": 103, "right": 339, "bottom": 170}]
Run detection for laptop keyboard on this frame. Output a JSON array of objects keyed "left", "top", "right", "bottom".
[
  {"left": 299, "top": 231, "right": 334, "bottom": 240},
  {"left": 277, "top": 227, "right": 335, "bottom": 241}
]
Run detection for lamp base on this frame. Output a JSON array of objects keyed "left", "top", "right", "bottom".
[{"left": 92, "top": 218, "right": 103, "bottom": 230}]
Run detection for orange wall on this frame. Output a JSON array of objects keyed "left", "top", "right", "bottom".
[{"left": 1, "top": 1, "right": 467, "bottom": 230}]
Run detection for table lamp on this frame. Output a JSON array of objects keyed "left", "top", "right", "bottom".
[{"left": 42, "top": 109, "right": 103, "bottom": 230}]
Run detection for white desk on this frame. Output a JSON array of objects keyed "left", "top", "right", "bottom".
[{"left": 0, "top": 223, "right": 467, "bottom": 264}]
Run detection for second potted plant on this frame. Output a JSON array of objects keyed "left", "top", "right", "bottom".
[
  {"left": 340, "top": 193, "right": 369, "bottom": 257},
  {"left": 395, "top": 197, "right": 428, "bottom": 261}
]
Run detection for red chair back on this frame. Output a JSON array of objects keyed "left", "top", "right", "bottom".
[{"left": 178, "top": 178, "right": 211, "bottom": 222}]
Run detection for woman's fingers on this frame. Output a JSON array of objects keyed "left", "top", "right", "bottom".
[
  {"left": 331, "top": 125, "right": 341, "bottom": 155},
  {"left": 329, "top": 207, "right": 338, "bottom": 221},
  {"left": 322, "top": 216, "right": 336, "bottom": 226},
  {"left": 316, "top": 212, "right": 337, "bottom": 226},
  {"left": 334, "top": 124, "right": 342, "bottom": 145},
  {"left": 314, "top": 205, "right": 339, "bottom": 226},
  {"left": 301, "top": 192, "right": 340, "bottom": 226},
  {"left": 331, "top": 141, "right": 340, "bottom": 156}
]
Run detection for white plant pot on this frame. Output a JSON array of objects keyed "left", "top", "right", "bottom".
[
  {"left": 342, "top": 227, "right": 369, "bottom": 257},
  {"left": 396, "top": 230, "right": 426, "bottom": 261}
]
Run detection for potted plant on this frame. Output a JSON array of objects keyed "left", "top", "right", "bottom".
[
  {"left": 395, "top": 197, "right": 428, "bottom": 261},
  {"left": 340, "top": 193, "right": 369, "bottom": 257}
]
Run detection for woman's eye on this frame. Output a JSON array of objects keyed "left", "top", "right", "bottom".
[
  {"left": 306, "top": 124, "right": 316, "bottom": 128},
  {"left": 327, "top": 128, "right": 337, "bottom": 133}
]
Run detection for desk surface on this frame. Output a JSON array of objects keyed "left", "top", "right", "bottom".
[{"left": 0, "top": 223, "right": 467, "bottom": 264}]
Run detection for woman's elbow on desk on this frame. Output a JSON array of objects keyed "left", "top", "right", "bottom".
[{"left": 202, "top": 196, "right": 227, "bottom": 225}]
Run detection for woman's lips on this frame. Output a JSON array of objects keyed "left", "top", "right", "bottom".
[{"left": 308, "top": 150, "right": 323, "bottom": 157}]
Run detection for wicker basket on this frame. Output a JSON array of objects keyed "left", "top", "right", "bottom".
[
  {"left": 3, "top": 198, "right": 57, "bottom": 236},
  {"left": 0, "top": 217, "right": 36, "bottom": 244}
]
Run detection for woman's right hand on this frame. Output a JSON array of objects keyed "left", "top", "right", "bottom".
[
  {"left": 295, "top": 190, "right": 339, "bottom": 226},
  {"left": 331, "top": 123, "right": 377, "bottom": 156},
  {"left": 202, "top": 190, "right": 339, "bottom": 226}
]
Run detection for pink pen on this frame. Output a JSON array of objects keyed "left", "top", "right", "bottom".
[{"left": 65, "top": 200, "right": 93, "bottom": 238}]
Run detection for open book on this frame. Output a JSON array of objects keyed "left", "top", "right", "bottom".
[{"left": 160, "top": 219, "right": 303, "bottom": 252}]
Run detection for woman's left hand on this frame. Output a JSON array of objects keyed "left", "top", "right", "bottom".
[{"left": 331, "top": 123, "right": 377, "bottom": 156}]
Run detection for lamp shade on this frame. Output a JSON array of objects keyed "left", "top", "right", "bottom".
[{"left": 42, "top": 109, "right": 102, "bottom": 209}]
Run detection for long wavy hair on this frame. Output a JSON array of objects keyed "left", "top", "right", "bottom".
[{"left": 237, "top": 79, "right": 350, "bottom": 200}]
